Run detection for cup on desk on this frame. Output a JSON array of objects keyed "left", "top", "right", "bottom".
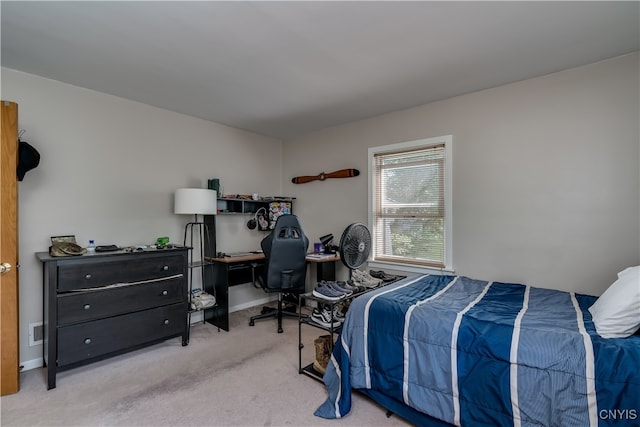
[
  {"left": 252, "top": 193, "right": 259, "bottom": 200},
  {"left": 314, "top": 242, "right": 323, "bottom": 254}
]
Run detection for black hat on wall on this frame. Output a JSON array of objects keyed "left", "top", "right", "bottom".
[{"left": 17, "top": 140, "right": 40, "bottom": 181}]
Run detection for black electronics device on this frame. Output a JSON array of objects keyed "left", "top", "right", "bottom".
[
  {"left": 95, "top": 245, "right": 119, "bottom": 252},
  {"left": 319, "top": 233, "right": 336, "bottom": 254}
]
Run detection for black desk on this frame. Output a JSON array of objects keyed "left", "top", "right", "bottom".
[
  {"left": 306, "top": 253, "right": 340, "bottom": 282},
  {"left": 204, "top": 253, "right": 339, "bottom": 331}
]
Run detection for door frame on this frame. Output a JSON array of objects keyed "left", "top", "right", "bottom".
[{"left": 1, "top": 100, "right": 20, "bottom": 395}]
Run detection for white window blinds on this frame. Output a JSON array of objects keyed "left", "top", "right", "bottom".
[{"left": 373, "top": 144, "right": 446, "bottom": 268}]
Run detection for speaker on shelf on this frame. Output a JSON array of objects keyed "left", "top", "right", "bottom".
[{"left": 207, "top": 178, "right": 220, "bottom": 194}]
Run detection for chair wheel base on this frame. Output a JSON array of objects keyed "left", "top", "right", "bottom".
[{"left": 249, "top": 300, "right": 299, "bottom": 333}]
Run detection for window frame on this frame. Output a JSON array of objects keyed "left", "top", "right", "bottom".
[{"left": 368, "top": 135, "right": 453, "bottom": 274}]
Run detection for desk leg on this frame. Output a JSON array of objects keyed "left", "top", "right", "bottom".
[
  {"left": 316, "top": 261, "right": 336, "bottom": 282},
  {"left": 205, "top": 263, "right": 229, "bottom": 331}
]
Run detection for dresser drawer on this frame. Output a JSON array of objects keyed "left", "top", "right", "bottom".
[
  {"left": 57, "top": 277, "right": 184, "bottom": 326},
  {"left": 57, "top": 303, "right": 185, "bottom": 366},
  {"left": 57, "top": 255, "right": 184, "bottom": 292}
]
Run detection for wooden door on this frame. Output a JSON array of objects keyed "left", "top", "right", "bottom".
[{"left": 1, "top": 100, "right": 20, "bottom": 395}]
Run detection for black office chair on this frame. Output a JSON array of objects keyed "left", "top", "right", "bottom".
[{"left": 249, "top": 214, "right": 309, "bottom": 333}]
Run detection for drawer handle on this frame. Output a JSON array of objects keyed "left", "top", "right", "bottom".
[
  {"left": 71, "top": 274, "right": 184, "bottom": 292},
  {"left": 162, "top": 290, "right": 168, "bottom": 296},
  {"left": 84, "top": 338, "right": 92, "bottom": 345},
  {"left": 163, "top": 319, "right": 170, "bottom": 325},
  {"left": 163, "top": 265, "right": 169, "bottom": 271},
  {"left": 85, "top": 274, "right": 92, "bottom": 280},
  {"left": 83, "top": 304, "right": 91, "bottom": 310}
]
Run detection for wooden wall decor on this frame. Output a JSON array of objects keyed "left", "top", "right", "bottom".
[{"left": 292, "top": 168, "right": 359, "bottom": 184}]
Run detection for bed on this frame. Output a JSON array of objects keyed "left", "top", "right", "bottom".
[{"left": 315, "top": 274, "right": 640, "bottom": 426}]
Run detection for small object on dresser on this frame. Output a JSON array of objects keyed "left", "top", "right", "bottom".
[
  {"left": 155, "top": 237, "right": 170, "bottom": 248},
  {"left": 95, "top": 245, "right": 119, "bottom": 252},
  {"left": 49, "top": 235, "right": 86, "bottom": 257},
  {"left": 86, "top": 240, "right": 96, "bottom": 253},
  {"left": 49, "top": 242, "right": 86, "bottom": 257}
]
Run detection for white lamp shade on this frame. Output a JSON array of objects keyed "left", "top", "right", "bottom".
[{"left": 174, "top": 188, "right": 217, "bottom": 215}]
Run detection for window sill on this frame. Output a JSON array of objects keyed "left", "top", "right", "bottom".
[{"left": 368, "top": 260, "right": 455, "bottom": 276}]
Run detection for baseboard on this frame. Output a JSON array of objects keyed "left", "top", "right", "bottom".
[
  {"left": 229, "top": 295, "right": 274, "bottom": 313},
  {"left": 21, "top": 357, "right": 43, "bottom": 372}
]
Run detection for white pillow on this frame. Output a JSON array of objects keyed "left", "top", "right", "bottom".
[
  {"left": 588, "top": 266, "right": 640, "bottom": 339},
  {"left": 617, "top": 265, "right": 640, "bottom": 279}
]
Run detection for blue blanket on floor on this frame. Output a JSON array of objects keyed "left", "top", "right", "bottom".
[{"left": 315, "top": 275, "right": 640, "bottom": 426}]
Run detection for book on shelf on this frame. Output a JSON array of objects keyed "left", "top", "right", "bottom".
[{"left": 306, "top": 253, "right": 337, "bottom": 259}]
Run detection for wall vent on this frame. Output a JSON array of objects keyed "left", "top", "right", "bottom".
[{"left": 29, "top": 322, "right": 44, "bottom": 346}]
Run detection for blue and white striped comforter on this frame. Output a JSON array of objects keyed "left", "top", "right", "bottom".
[{"left": 315, "top": 275, "right": 640, "bottom": 426}]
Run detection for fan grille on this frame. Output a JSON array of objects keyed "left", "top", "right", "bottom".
[{"left": 339, "top": 223, "right": 371, "bottom": 269}]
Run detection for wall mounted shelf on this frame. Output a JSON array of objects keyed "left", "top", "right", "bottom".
[{"left": 216, "top": 197, "right": 295, "bottom": 215}]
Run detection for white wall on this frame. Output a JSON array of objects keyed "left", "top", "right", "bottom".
[
  {"left": 282, "top": 53, "right": 640, "bottom": 295},
  {"left": 4, "top": 52, "right": 639, "bottom": 370},
  {"left": 2, "top": 68, "right": 283, "bottom": 366}
]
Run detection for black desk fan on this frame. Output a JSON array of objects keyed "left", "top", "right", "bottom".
[{"left": 320, "top": 223, "right": 372, "bottom": 274}]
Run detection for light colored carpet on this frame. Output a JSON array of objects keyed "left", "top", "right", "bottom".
[{"left": 1, "top": 305, "right": 412, "bottom": 427}]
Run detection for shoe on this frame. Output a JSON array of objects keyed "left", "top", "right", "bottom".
[
  {"left": 359, "top": 269, "right": 384, "bottom": 286},
  {"left": 351, "top": 269, "right": 383, "bottom": 288},
  {"left": 369, "top": 270, "right": 385, "bottom": 279},
  {"left": 332, "top": 304, "right": 346, "bottom": 321},
  {"left": 340, "top": 299, "right": 352, "bottom": 316},
  {"left": 328, "top": 281, "right": 353, "bottom": 296},
  {"left": 312, "top": 281, "right": 347, "bottom": 301},
  {"left": 346, "top": 279, "right": 366, "bottom": 293},
  {"left": 191, "top": 288, "right": 216, "bottom": 310},
  {"left": 311, "top": 307, "right": 331, "bottom": 327},
  {"left": 313, "top": 335, "right": 332, "bottom": 375},
  {"left": 351, "top": 269, "right": 367, "bottom": 282},
  {"left": 335, "top": 280, "right": 358, "bottom": 293},
  {"left": 369, "top": 270, "right": 400, "bottom": 282},
  {"left": 311, "top": 306, "right": 343, "bottom": 328}
]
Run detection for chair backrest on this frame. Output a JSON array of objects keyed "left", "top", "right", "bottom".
[{"left": 259, "top": 214, "right": 309, "bottom": 292}]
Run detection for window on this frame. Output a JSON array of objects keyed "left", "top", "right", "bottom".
[{"left": 368, "top": 136, "right": 452, "bottom": 271}]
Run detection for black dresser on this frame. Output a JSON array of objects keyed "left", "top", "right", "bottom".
[{"left": 36, "top": 247, "right": 189, "bottom": 389}]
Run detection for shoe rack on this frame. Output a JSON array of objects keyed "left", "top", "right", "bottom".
[
  {"left": 296, "top": 275, "right": 406, "bottom": 382},
  {"left": 297, "top": 292, "right": 349, "bottom": 381}
]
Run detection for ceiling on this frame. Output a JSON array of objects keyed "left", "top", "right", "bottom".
[{"left": 2, "top": 1, "right": 638, "bottom": 140}]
